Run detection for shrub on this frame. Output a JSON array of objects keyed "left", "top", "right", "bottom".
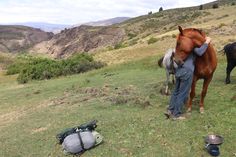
[
  {"left": 212, "top": 3, "right": 219, "bottom": 9},
  {"left": 231, "top": 2, "right": 235, "bottom": 5},
  {"left": 199, "top": 5, "right": 203, "bottom": 10},
  {"left": 114, "top": 43, "right": 126, "bottom": 49},
  {"left": 127, "top": 33, "right": 137, "bottom": 39},
  {"left": 107, "top": 46, "right": 113, "bottom": 51},
  {"left": 148, "top": 11, "right": 152, "bottom": 15},
  {"left": 191, "top": 11, "right": 202, "bottom": 18},
  {"left": 7, "top": 62, "right": 27, "bottom": 75},
  {"left": 147, "top": 37, "right": 158, "bottom": 44},
  {"left": 172, "top": 34, "right": 177, "bottom": 38},
  {"left": 219, "top": 23, "right": 226, "bottom": 28},
  {"left": 159, "top": 7, "right": 163, "bottom": 12},
  {"left": 7, "top": 53, "right": 106, "bottom": 83},
  {"left": 6, "top": 57, "right": 30, "bottom": 75},
  {"left": 129, "top": 38, "right": 139, "bottom": 46}
]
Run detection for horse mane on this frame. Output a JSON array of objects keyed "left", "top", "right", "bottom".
[
  {"left": 183, "top": 28, "right": 206, "bottom": 46},
  {"left": 184, "top": 28, "right": 205, "bottom": 37}
]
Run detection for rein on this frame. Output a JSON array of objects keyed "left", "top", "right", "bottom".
[{"left": 169, "top": 52, "right": 176, "bottom": 74}]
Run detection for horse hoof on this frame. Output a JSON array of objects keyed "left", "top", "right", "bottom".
[
  {"left": 200, "top": 108, "right": 204, "bottom": 114},
  {"left": 187, "top": 108, "right": 192, "bottom": 113},
  {"left": 165, "top": 91, "right": 171, "bottom": 95}
]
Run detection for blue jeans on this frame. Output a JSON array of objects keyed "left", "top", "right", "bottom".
[{"left": 168, "top": 67, "right": 193, "bottom": 117}]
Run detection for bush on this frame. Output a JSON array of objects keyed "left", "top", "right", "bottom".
[
  {"left": 191, "top": 11, "right": 202, "bottom": 18},
  {"left": 127, "top": 33, "right": 137, "bottom": 39},
  {"left": 199, "top": 5, "right": 203, "bottom": 10},
  {"left": 6, "top": 57, "right": 30, "bottom": 75},
  {"left": 107, "top": 46, "right": 113, "bottom": 51},
  {"left": 231, "top": 2, "right": 235, "bottom": 5},
  {"left": 212, "top": 3, "right": 219, "bottom": 9},
  {"left": 7, "top": 53, "right": 106, "bottom": 83},
  {"left": 114, "top": 43, "right": 126, "bottom": 49},
  {"left": 159, "top": 7, "right": 163, "bottom": 12},
  {"left": 147, "top": 37, "right": 158, "bottom": 44},
  {"left": 7, "top": 63, "right": 27, "bottom": 75},
  {"left": 129, "top": 38, "right": 139, "bottom": 46},
  {"left": 218, "top": 23, "right": 226, "bottom": 28},
  {"left": 172, "top": 34, "right": 177, "bottom": 38}
]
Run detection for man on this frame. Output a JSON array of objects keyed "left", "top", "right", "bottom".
[{"left": 165, "top": 36, "right": 212, "bottom": 120}]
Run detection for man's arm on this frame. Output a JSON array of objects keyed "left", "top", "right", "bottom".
[{"left": 194, "top": 37, "right": 211, "bottom": 56}]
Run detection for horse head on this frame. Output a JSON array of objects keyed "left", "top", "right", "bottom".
[{"left": 174, "top": 26, "right": 206, "bottom": 65}]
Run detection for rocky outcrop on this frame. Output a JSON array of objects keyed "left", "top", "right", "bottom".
[
  {"left": 31, "top": 25, "right": 126, "bottom": 58},
  {"left": 0, "top": 25, "right": 53, "bottom": 53}
]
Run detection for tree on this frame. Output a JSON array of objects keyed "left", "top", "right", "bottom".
[
  {"left": 148, "top": 11, "right": 152, "bottom": 15},
  {"left": 159, "top": 7, "right": 163, "bottom": 12},
  {"left": 212, "top": 3, "right": 219, "bottom": 9},
  {"left": 199, "top": 5, "right": 203, "bottom": 10}
]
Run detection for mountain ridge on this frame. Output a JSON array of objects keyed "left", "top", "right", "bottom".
[
  {"left": 0, "top": 25, "right": 53, "bottom": 53},
  {"left": 2, "top": 0, "right": 236, "bottom": 58}
]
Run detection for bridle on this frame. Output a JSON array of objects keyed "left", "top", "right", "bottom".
[{"left": 174, "top": 29, "right": 205, "bottom": 64}]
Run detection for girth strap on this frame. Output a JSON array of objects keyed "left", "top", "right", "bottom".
[{"left": 78, "top": 132, "right": 86, "bottom": 153}]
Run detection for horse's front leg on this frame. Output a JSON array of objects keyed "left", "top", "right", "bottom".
[
  {"left": 172, "top": 74, "right": 175, "bottom": 84},
  {"left": 187, "top": 76, "right": 197, "bottom": 112},
  {"left": 199, "top": 76, "right": 213, "bottom": 113},
  {"left": 165, "top": 70, "right": 170, "bottom": 95}
]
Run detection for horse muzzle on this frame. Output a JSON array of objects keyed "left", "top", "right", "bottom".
[{"left": 173, "top": 57, "right": 184, "bottom": 66}]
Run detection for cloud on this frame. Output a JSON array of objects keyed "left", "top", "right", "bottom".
[{"left": 0, "top": 0, "right": 215, "bottom": 25}]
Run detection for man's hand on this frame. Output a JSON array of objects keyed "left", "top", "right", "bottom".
[{"left": 205, "top": 37, "right": 212, "bottom": 44}]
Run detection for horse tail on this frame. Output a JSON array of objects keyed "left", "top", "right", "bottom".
[
  {"left": 158, "top": 56, "right": 164, "bottom": 67},
  {"left": 217, "top": 48, "right": 225, "bottom": 55}
]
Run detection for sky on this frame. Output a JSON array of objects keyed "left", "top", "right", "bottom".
[{"left": 0, "top": 0, "right": 216, "bottom": 25}]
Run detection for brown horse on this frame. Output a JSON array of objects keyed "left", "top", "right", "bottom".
[{"left": 174, "top": 26, "right": 217, "bottom": 113}]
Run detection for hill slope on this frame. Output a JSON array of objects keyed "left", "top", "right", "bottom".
[
  {"left": 84, "top": 17, "right": 130, "bottom": 26},
  {"left": 30, "top": 0, "right": 236, "bottom": 59},
  {"left": 12, "top": 22, "right": 70, "bottom": 33},
  {"left": 0, "top": 55, "right": 235, "bottom": 157},
  {"left": 95, "top": 3, "right": 236, "bottom": 64},
  {"left": 0, "top": 25, "right": 53, "bottom": 53},
  {"left": 30, "top": 25, "right": 125, "bottom": 58}
]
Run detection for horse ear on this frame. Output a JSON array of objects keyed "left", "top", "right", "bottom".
[{"left": 178, "top": 26, "right": 183, "bottom": 35}]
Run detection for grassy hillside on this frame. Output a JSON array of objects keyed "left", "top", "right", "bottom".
[
  {"left": 0, "top": 25, "right": 53, "bottom": 53},
  {"left": 0, "top": 52, "right": 15, "bottom": 70},
  {"left": 95, "top": 4, "right": 236, "bottom": 65},
  {"left": 0, "top": 54, "right": 235, "bottom": 157},
  {"left": 28, "top": 1, "right": 236, "bottom": 58},
  {"left": 1, "top": 1, "right": 236, "bottom": 157}
]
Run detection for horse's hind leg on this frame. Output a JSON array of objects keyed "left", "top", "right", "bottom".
[
  {"left": 226, "top": 63, "right": 235, "bottom": 84},
  {"left": 187, "top": 76, "right": 197, "bottom": 112},
  {"left": 199, "top": 76, "right": 213, "bottom": 113}
]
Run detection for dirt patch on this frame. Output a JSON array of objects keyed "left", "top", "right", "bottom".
[
  {"left": 31, "top": 126, "right": 48, "bottom": 134},
  {"left": 149, "top": 82, "right": 172, "bottom": 96},
  {"left": 231, "top": 95, "right": 236, "bottom": 101},
  {"left": 0, "top": 109, "right": 28, "bottom": 129},
  {"left": 48, "top": 84, "right": 152, "bottom": 108},
  {"left": 0, "top": 100, "right": 53, "bottom": 128},
  {"left": 7, "top": 84, "right": 25, "bottom": 90},
  {"left": 0, "top": 84, "right": 151, "bottom": 128}
]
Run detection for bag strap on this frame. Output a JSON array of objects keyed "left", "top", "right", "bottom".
[{"left": 78, "top": 132, "right": 86, "bottom": 153}]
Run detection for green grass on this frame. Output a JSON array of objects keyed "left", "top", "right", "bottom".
[{"left": 0, "top": 56, "right": 236, "bottom": 157}]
